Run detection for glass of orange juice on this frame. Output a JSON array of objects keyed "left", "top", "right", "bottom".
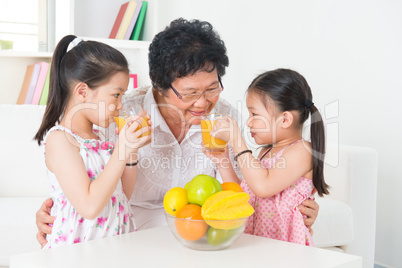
[
  {"left": 201, "top": 113, "right": 228, "bottom": 153},
  {"left": 114, "top": 104, "right": 151, "bottom": 139}
]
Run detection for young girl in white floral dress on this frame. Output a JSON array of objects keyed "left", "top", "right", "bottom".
[
  {"left": 205, "top": 68, "right": 329, "bottom": 246},
  {"left": 34, "top": 35, "right": 152, "bottom": 249}
]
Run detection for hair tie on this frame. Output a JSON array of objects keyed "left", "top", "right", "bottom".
[
  {"left": 67, "top": 37, "right": 83, "bottom": 52},
  {"left": 304, "top": 99, "right": 314, "bottom": 109}
]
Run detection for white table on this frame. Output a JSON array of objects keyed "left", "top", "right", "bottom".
[{"left": 10, "top": 226, "right": 362, "bottom": 268}]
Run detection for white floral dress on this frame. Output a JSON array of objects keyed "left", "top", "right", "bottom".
[{"left": 43, "top": 126, "right": 136, "bottom": 249}]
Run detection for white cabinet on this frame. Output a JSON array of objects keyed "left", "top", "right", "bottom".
[{"left": 0, "top": 0, "right": 158, "bottom": 104}]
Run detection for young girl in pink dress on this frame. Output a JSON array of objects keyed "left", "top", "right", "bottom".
[
  {"left": 34, "top": 35, "right": 152, "bottom": 249},
  {"left": 205, "top": 68, "right": 329, "bottom": 246}
]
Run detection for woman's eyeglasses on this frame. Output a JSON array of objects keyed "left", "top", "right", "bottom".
[{"left": 170, "top": 76, "right": 224, "bottom": 103}]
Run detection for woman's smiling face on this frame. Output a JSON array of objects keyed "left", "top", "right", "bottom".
[{"left": 161, "top": 69, "right": 222, "bottom": 126}]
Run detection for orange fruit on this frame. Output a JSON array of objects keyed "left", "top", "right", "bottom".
[
  {"left": 175, "top": 204, "right": 208, "bottom": 241},
  {"left": 221, "top": 182, "right": 243, "bottom": 192},
  {"left": 163, "top": 187, "right": 188, "bottom": 216},
  {"left": 201, "top": 191, "right": 254, "bottom": 230}
]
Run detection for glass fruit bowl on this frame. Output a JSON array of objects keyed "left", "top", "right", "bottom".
[{"left": 165, "top": 212, "right": 249, "bottom": 250}]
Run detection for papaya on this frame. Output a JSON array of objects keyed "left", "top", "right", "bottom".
[{"left": 201, "top": 191, "right": 254, "bottom": 230}]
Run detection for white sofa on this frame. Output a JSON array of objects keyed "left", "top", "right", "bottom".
[{"left": 0, "top": 104, "right": 377, "bottom": 267}]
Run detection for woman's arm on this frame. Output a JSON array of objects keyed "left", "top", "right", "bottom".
[
  {"left": 299, "top": 198, "right": 320, "bottom": 232},
  {"left": 35, "top": 198, "right": 55, "bottom": 248}
]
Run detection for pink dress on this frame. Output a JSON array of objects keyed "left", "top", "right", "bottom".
[
  {"left": 43, "top": 126, "right": 136, "bottom": 249},
  {"left": 241, "top": 140, "right": 315, "bottom": 246}
]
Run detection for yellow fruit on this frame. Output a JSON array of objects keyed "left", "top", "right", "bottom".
[
  {"left": 163, "top": 187, "right": 188, "bottom": 216},
  {"left": 201, "top": 191, "right": 254, "bottom": 230}
]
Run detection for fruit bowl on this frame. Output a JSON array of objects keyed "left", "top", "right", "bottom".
[{"left": 165, "top": 212, "right": 249, "bottom": 250}]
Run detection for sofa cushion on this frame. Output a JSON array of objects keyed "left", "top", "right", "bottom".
[
  {"left": 0, "top": 105, "right": 48, "bottom": 197},
  {"left": 0, "top": 197, "right": 45, "bottom": 266},
  {"left": 313, "top": 197, "right": 354, "bottom": 247}
]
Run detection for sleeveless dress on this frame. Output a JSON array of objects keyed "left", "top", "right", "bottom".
[
  {"left": 43, "top": 126, "right": 136, "bottom": 249},
  {"left": 241, "top": 140, "right": 315, "bottom": 246}
]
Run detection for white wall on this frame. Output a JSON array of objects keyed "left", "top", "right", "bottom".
[{"left": 156, "top": 0, "right": 402, "bottom": 267}]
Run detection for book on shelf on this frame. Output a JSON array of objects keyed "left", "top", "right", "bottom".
[
  {"left": 31, "top": 62, "right": 50, "bottom": 105},
  {"left": 17, "top": 64, "right": 35, "bottom": 104},
  {"left": 124, "top": 1, "right": 143, "bottom": 40},
  {"left": 130, "top": 1, "right": 147, "bottom": 41},
  {"left": 24, "top": 64, "right": 42, "bottom": 104},
  {"left": 130, "top": 74, "right": 138, "bottom": 88},
  {"left": 126, "top": 74, "right": 138, "bottom": 95},
  {"left": 116, "top": 1, "right": 138, "bottom": 40},
  {"left": 39, "top": 63, "right": 51, "bottom": 105},
  {"left": 109, "top": 1, "right": 130, "bottom": 39}
]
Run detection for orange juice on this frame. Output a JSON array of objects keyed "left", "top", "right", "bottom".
[
  {"left": 201, "top": 119, "right": 227, "bottom": 153},
  {"left": 114, "top": 116, "right": 151, "bottom": 138},
  {"left": 115, "top": 116, "right": 127, "bottom": 131}
]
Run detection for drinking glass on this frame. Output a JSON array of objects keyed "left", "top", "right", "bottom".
[
  {"left": 201, "top": 113, "right": 228, "bottom": 153},
  {"left": 114, "top": 104, "right": 151, "bottom": 138}
]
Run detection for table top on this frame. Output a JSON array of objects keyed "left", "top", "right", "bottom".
[{"left": 10, "top": 226, "right": 362, "bottom": 268}]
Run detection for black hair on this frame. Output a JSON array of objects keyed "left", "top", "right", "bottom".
[
  {"left": 248, "top": 68, "right": 329, "bottom": 196},
  {"left": 148, "top": 18, "right": 229, "bottom": 93},
  {"left": 34, "top": 35, "right": 129, "bottom": 145}
]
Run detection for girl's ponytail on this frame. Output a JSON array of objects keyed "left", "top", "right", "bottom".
[
  {"left": 34, "top": 35, "right": 76, "bottom": 145},
  {"left": 308, "top": 104, "right": 329, "bottom": 196}
]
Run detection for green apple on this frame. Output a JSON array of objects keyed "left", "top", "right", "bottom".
[
  {"left": 186, "top": 174, "right": 222, "bottom": 206},
  {"left": 184, "top": 181, "right": 190, "bottom": 191},
  {"left": 206, "top": 227, "right": 237, "bottom": 246}
]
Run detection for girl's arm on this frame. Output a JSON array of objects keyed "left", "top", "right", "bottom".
[
  {"left": 120, "top": 115, "right": 152, "bottom": 200},
  {"left": 46, "top": 132, "right": 125, "bottom": 219},
  {"left": 212, "top": 117, "right": 312, "bottom": 198},
  {"left": 230, "top": 138, "right": 312, "bottom": 198},
  {"left": 202, "top": 147, "right": 241, "bottom": 184},
  {"left": 46, "top": 120, "right": 150, "bottom": 220},
  {"left": 121, "top": 153, "right": 138, "bottom": 199}
]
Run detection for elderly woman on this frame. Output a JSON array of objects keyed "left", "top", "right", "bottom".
[{"left": 36, "top": 18, "right": 319, "bottom": 246}]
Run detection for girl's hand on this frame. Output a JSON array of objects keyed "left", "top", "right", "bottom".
[
  {"left": 202, "top": 142, "right": 231, "bottom": 169},
  {"left": 115, "top": 113, "right": 152, "bottom": 135},
  {"left": 210, "top": 116, "right": 241, "bottom": 146},
  {"left": 202, "top": 142, "right": 241, "bottom": 184},
  {"left": 118, "top": 114, "right": 152, "bottom": 159}
]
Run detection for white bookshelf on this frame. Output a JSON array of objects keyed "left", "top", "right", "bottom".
[
  {"left": 0, "top": 0, "right": 158, "bottom": 104},
  {"left": 0, "top": 51, "right": 53, "bottom": 59},
  {"left": 82, "top": 38, "right": 151, "bottom": 50}
]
